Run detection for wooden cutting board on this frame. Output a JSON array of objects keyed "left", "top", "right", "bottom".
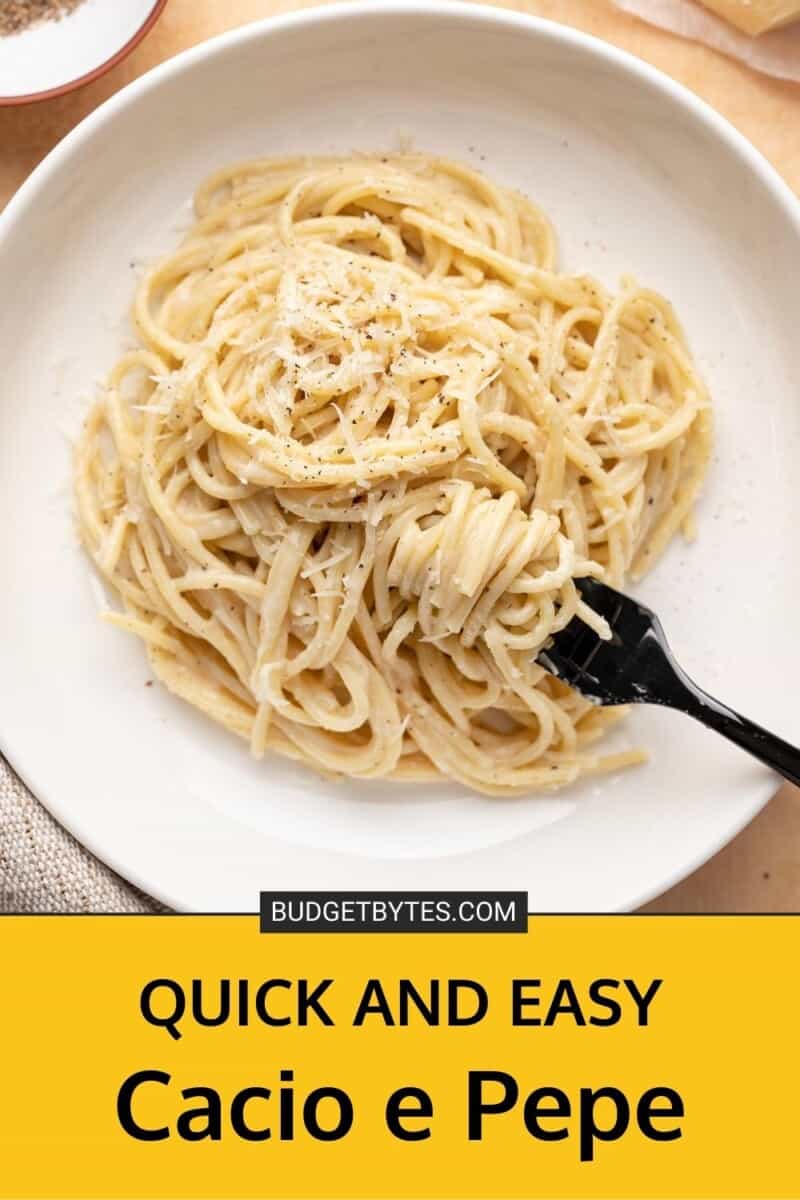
[{"left": 2, "top": 0, "right": 798, "bottom": 911}]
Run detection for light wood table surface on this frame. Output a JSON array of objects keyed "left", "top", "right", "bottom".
[{"left": 2, "top": 0, "right": 798, "bottom": 912}]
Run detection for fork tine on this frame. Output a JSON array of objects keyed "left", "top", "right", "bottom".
[
  {"left": 537, "top": 578, "right": 659, "bottom": 704},
  {"left": 575, "top": 576, "right": 626, "bottom": 624},
  {"left": 575, "top": 576, "right": 657, "bottom": 626}
]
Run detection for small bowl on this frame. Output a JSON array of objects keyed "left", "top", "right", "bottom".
[{"left": 0, "top": 0, "right": 168, "bottom": 106}]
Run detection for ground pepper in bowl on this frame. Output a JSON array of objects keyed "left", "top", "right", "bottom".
[{"left": 0, "top": 0, "right": 87, "bottom": 37}]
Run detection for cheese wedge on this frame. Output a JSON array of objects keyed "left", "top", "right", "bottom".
[{"left": 699, "top": 0, "right": 800, "bottom": 35}]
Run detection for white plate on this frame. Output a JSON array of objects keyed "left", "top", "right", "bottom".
[
  {"left": 1, "top": 2, "right": 798, "bottom": 913},
  {"left": 0, "top": 0, "right": 166, "bottom": 104}
]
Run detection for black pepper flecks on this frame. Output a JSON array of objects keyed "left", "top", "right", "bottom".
[{"left": 1, "top": 0, "right": 87, "bottom": 36}]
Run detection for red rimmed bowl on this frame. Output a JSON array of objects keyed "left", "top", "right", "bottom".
[{"left": 0, "top": 0, "right": 168, "bottom": 106}]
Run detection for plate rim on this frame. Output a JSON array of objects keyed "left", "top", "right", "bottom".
[{"left": 0, "top": 0, "right": 795, "bottom": 911}]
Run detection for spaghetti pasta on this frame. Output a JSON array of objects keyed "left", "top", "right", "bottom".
[{"left": 75, "top": 154, "right": 711, "bottom": 795}]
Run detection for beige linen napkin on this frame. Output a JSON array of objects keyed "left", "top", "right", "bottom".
[{"left": 0, "top": 756, "right": 161, "bottom": 913}]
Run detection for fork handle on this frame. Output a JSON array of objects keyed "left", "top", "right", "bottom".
[{"left": 678, "top": 684, "right": 800, "bottom": 789}]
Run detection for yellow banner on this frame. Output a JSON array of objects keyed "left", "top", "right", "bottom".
[{"left": 0, "top": 916, "right": 796, "bottom": 1199}]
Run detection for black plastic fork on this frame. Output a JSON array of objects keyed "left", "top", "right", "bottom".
[{"left": 537, "top": 577, "right": 800, "bottom": 787}]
